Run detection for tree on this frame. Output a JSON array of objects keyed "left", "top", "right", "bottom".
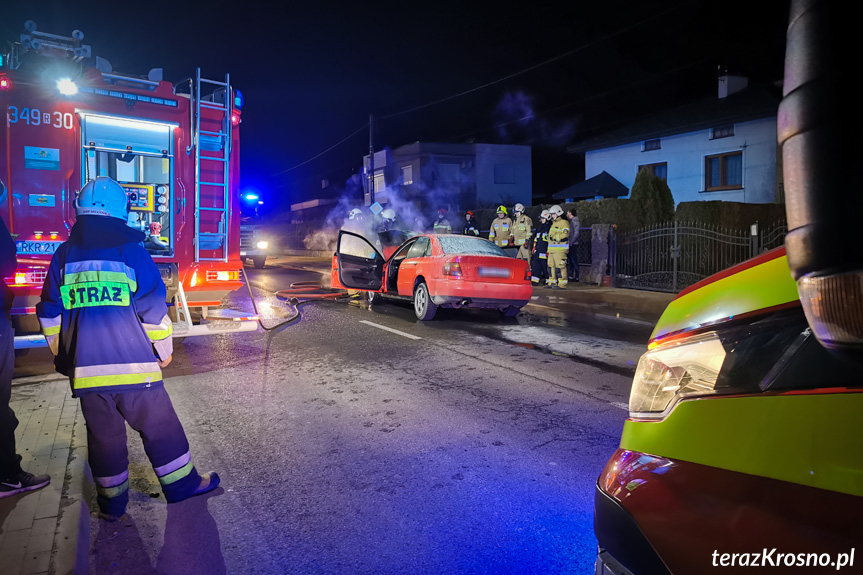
[{"left": 629, "top": 168, "right": 675, "bottom": 226}]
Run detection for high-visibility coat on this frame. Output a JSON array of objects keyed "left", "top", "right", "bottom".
[
  {"left": 489, "top": 217, "right": 513, "bottom": 247},
  {"left": 512, "top": 214, "right": 533, "bottom": 247},
  {"left": 547, "top": 218, "right": 570, "bottom": 254},
  {"left": 36, "top": 217, "right": 173, "bottom": 397},
  {"left": 433, "top": 218, "right": 452, "bottom": 234}
]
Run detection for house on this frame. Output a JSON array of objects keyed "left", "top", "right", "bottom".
[
  {"left": 362, "top": 141, "right": 532, "bottom": 212},
  {"left": 566, "top": 76, "right": 783, "bottom": 205}
]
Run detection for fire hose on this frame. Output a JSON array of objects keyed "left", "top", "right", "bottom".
[{"left": 241, "top": 267, "right": 354, "bottom": 332}]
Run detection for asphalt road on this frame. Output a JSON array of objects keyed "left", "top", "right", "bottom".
[{"left": 19, "top": 263, "right": 640, "bottom": 574}]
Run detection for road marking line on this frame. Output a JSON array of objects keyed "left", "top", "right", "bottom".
[
  {"left": 610, "top": 401, "right": 629, "bottom": 411},
  {"left": 359, "top": 320, "right": 422, "bottom": 340}
]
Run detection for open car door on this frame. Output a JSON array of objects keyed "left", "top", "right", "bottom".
[{"left": 337, "top": 231, "right": 385, "bottom": 291}]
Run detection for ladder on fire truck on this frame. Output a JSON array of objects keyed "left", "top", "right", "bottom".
[{"left": 191, "top": 68, "right": 232, "bottom": 263}]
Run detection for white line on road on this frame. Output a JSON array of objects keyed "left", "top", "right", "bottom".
[
  {"left": 610, "top": 402, "right": 629, "bottom": 411},
  {"left": 359, "top": 320, "right": 422, "bottom": 340}
]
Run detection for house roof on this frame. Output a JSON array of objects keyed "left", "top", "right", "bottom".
[
  {"left": 553, "top": 171, "right": 629, "bottom": 200},
  {"left": 567, "top": 83, "right": 782, "bottom": 154}
]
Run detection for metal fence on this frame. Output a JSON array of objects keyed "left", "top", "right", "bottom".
[{"left": 613, "top": 221, "right": 787, "bottom": 292}]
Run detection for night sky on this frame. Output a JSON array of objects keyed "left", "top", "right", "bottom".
[{"left": 2, "top": 1, "right": 789, "bottom": 210}]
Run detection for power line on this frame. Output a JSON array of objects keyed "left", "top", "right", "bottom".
[{"left": 268, "top": 3, "right": 687, "bottom": 179}]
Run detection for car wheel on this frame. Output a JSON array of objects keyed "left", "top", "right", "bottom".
[
  {"left": 413, "top": 281, "right": 437, "bottom": 321},
  {"left": 500, "top": 306, "right": 521, "bottom": 318},
  {"left": 253, "top": 256, "right": 266, "bottom": 269},
  {"left": 367, "top": 291, "right": 382, "bottom": 305}
]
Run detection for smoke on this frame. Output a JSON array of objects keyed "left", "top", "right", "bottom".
[{"left": 494, "top": 91, "right": 576, "bottom": 147}]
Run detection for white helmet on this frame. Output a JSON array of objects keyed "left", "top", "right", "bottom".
[
  {"left": 514, "top": 203, "right": 524, "bottom": 213},
  {"left": 540, "top": 209, "right": 550, "bottom": 220},
  {"left": 549, "top": 205, "right": 564, "bottom": 217},
  {"left": 348, "top": 208, "right": 362, "bottom": 220},
  {"left": 381, "top": 208, "right": 396, "bottom": 220},
  {"left": 76, "top": 177, "right": 129, "bottom": 220}
]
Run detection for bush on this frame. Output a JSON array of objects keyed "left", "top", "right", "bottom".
[
  {"left": 675, "top": 201, "right": 786, "bottom": 228},
  {"left": 629, "top": 169, "right": 675, "bottom": 226}
]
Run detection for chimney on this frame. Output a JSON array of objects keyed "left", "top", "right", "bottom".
[{"left": 718, "top": 74, "right": 749, "bottom": 98}]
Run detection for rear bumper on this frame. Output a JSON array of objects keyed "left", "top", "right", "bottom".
[{"left": 428, "top": 278, "right": 532, "bottom": 307}]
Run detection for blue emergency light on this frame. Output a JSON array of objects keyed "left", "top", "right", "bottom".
[
  {"left": 234, "top": 89, "right": 244, "bottom": 110},
  {"left": 243, "top": 193, "right": 259, "bottom": 201}
]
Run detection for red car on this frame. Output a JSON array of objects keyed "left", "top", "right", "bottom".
[{"left": 332, "top": 231, "right": 532, "bottom": 320}]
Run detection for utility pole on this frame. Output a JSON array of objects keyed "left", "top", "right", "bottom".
[{"left": 368, "top": 114, "right": 375, "bottom": 206}]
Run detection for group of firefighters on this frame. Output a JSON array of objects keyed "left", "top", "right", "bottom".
[{"left": 344, "top": 203, "right": 581, "bottom": 288}]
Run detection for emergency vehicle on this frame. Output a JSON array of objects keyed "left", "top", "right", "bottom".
[{"left": 1, "top": 22, "right": 258, "bottom": 348}]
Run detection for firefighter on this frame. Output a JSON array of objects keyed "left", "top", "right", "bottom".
[
  {"left": 529, "top": 209, "right": 551, "bottom": 286},
  {"left": 512, "top": 203, "right": 533, "bottom": 261},
  {"left": 546, "top": 205, "right": 570, "bottom": 288},
  {"left": 463, "top": 211, "right": 480, "bottom": 236},
  {"left": 343, "top": 208, "right": 367, "bottom": 236},
  {"left": 35, "top": 177, "right": 219, "bottom": 520},
  {"left": 379, "top": 208, "right": 397, "bottom": 232},
  {"left": 433, "top": 208, "right": 452, "bottom": 234},
  {"left": 1, "top": 215, "right": 51, "bottom": 499},
  {"left": 488, "top": 206, "right": 513, "bottom": 248}
]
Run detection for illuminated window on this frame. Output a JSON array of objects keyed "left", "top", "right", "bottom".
[
  {"left": 401, "top": 165, "right": 413, "bottom": 185},
  {"left": 705, "top": 151, "right": 742, "bottom": 191}
]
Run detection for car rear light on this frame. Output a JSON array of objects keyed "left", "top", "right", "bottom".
[
  {"left": 629, "top": 332, "right": 727, "bottom": 420},
  {"left": 443, "top": 262, "right": 462, "bottom": 278},
  {"left": 0, "top": 74, "right": 11, "bottom": 91},
  {"left": 206, "top": 270, "right": 240, "bottom": 281},
  {"left": 5, "top": 268, "right": 47, "bottom": 286},
  {"left": 524, "top": 265, "right": 531, "bottom": 281},
  {"left": 797, "top": 271, "right": 863, "bottom": 349}
]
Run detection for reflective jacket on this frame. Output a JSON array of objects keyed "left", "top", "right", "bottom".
[
  {"left": 531, "top": 221, "right": 551, "bottom": 259},
  {"left": 547, "top": 219, "right": 570, "bottom": 253},
  {"left": 463, "top": 217, "right": 480, "bottom": 236},
  {"left": 489, "top": 217, "right": 513, "bottom": 247},
  {"left": 36, "top": 216, "right": 173, "bottom": 397},
  {"left": 512, "top": 214, "right": 533, "bottom": 247},
  {"left": 433, "top": 218, "right": 452, "bottom": 234}
]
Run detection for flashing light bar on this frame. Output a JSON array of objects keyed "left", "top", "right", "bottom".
[
  {"left": 244, "top": 193, "right": 259, "bottom": 201},
  {"left": 234, "top": 89, "right": 244, "bottom": 109}
]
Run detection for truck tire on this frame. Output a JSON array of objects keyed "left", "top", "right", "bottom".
[{"left": 253, "top": 256, "right": 266, "bottom": 269}]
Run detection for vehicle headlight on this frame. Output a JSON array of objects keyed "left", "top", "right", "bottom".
[
  {"left": 630, "top": 332, "right": 726, "bottom": 419},
  {"left": 256, "top": 241, "right": 268, "bottom": 249}
]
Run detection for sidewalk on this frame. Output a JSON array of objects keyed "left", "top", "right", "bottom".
[
  {"left": 1, "top": 253, "right": 675, "bottom": 575},
  {"left": 1, "top": 376, "right": 87, "bottom": 575}
]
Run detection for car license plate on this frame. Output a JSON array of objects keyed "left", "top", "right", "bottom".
[
  {"left": 479, "top": 266, "right": 510, "bottom": 278},
  {"left": 240, "top": 251, "right": 247, "bottom": 256}
]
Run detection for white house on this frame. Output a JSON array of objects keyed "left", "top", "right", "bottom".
[{"left": 566, "top": 76, "right": 783, "bottom": 205}]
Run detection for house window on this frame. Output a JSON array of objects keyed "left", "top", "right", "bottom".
[
  {"left": 712, "top": 125, "right": 735, "bottom": 139},
  {"left": 643, "top": 139, "right": 661, "bottom": 151},
  {"left": 638, "top": 162, "right": 667, "bottom": 181},
  {"left": 401, "top": 165, "right": 413, "bottom": 185},
  {"left": 705, "top": 151, "right": 743, "bottom": 191},
  {"left": 494, "top": 163, "right": 515, "bottom": 184}
]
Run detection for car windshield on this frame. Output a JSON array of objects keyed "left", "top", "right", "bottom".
[{"left": 438, "top": 236, "right": 508, "bottom": 256}]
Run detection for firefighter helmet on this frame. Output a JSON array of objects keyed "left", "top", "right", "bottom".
[
  {"left": 75, "top": 177, "right": 129, "bottom": 220},
  {"left": 349, "top": 208, "right": 362, "bottom": 220},
  {"left": 497, "top": 205, "right": 508, "bottom": 215},
  {"left": 465, "top": 210, "right": 475, "bottom": 217},
  {"left": 549, "top": 205, "right": 564, "bottom": 217},
  {"left": 514, "top": 203, "right": 524, "bottom": 213},
  {"left": 381, "top": 208, "right": 396, "bottom": 220},
  {"left": 438, "top": 208, "right": 447, "bottom": 215},
  {"left": 540, "top": 209, "right": 550, "bottom": 220}
]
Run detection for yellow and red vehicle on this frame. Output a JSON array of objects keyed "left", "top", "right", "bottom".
[
  {"left": 1, "top": 22, "right": 257, "bottom": 347},
  {"left": 594, "top": 2, "right": 862, "bottom": 573}
]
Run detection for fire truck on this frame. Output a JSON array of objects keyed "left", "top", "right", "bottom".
[{"left": 1, "top": 22, "right": 258, "bottom": 348}]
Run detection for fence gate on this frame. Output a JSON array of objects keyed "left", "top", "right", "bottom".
[{"left": 613, "top": 221, "right": 787, "bottom": 292}]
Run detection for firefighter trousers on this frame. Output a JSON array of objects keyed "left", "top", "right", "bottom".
[
  {"left": 0, "top": 313, "right": 22, "bottom": 480},
  {"left": 547, "top": 251, "right": 568, "bottom": 287},
  {"left": 79, "top": 386, "right": 203, "bottom": 516}
]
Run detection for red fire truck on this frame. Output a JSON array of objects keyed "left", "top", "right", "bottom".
[{"left": 1, "top": 22, "right": 258, "bottom": 348}]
